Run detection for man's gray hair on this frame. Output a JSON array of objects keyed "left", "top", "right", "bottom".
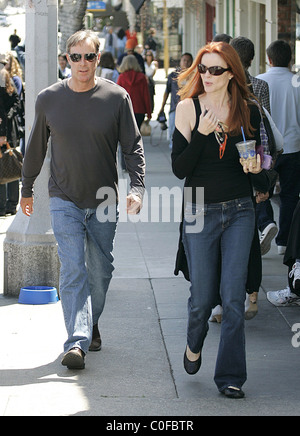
[{"left": 66, "top": 30, "right": 100, "bottom": 54}]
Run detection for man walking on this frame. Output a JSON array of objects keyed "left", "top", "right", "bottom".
[
  {"left": 20, "top": 30, "right": 145, "bottom": 370},
  {"left": 9, "top": 29, "right": 21, "bottom": 50},
  {"left": 158, "top": 52, "right": 193, "bottom": 149},
  {"left": 230, "top": 36, "right": 278, "bottom": 256},
  {"left": 230, "top": 36, "right": 271, "bottom": 114},
  {"left": 256, "top": 40, "right": 300, "bottom": 255}
]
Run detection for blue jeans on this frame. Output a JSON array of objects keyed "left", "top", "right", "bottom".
[
  {"left": 168, "top": 110, "right": 175, "bottom": 149},
  {"left": 182, "top": 197, "right": 255, "bottom": 391},
  {"left": 50, "top": 197, "right": 118, "bottom": 354}
]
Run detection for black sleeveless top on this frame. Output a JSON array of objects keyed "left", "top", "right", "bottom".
[{"left": 171, "top": 98, "right": 263, "bottom": 204}]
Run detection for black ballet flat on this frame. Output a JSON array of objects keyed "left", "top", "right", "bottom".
[
  {"left": 221, "top": 387, "right": 245, "bottom": 399},
  {"left": 183, "top": 347, "right": 201, "bottom": 375}
]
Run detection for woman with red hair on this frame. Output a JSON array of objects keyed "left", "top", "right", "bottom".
[{"left": 172, "top": 42, "right": 271, "bottom": 398}]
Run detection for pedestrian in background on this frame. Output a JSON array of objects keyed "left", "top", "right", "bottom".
[
  {"left": 117, "top": 54, "right": 151, "bottom": 129},
  {"left": 267, "top": 199, "right": 300, "bottom": 306},
  {"left": 145, "top": 28, "right": 157, "bottom": 59},
  {"left": 230, "top": 36, "right": 278, "bottom": 265},
  {"left": 58, "top": 54, "right": 71, "bottom": 79},
  {"left": 20, "top": 30, "right": 145, "bottom": 370},
  {"left": 117, "top": 54, "right": 151, "bottom": 172},
  {"left": 0, "top": 56, "right": 21, "bottom": 216},
  {"left": 135, "top": 44, "right": 144, "bottom": 58},
  {"left": 97, "top": 51, "right": 119, "bottom": 83},
  {"left": 104, "top": 27, "right": 118, "bottom": 58},
  {"left": 212, "top": 33, "right": 232, "bottom": 44},
  {"left": 15, "top": 43, "right": 25, "bottom": 78},
  {"left": 116, "top": 28, "right": 127, "bottom": 59},
  {"left": 117, "top": 39, "right": 145, "bottom": 74},
  {"left": 9, "top": 29, "right": 21, "bottom": 50},
  {"left": 172, "top": 42, "right": 271, "bottom": 398},
  {"left": 256, "top": 40, "right": 300, "bottom": 256},
  {"left": 4, "top": 51, "right": 25, "bottom": 156},
  {"left": 144, "top": 50, "right": 157, "bottom": 114},
  {"left": 230, "top": 36, "right": 270, "bottom": 114},
  {"left": 159, "top": 52, "right": 193, "bottom": 150}
]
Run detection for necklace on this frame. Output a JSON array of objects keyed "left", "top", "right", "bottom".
[{"left": 214, "top": 122, "right": 228, "bottom": 159}]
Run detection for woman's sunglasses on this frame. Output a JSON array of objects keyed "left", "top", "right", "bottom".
[
  {"left": 68, "top": 52, "right": 98, "bottom": 63},
  {"left": 198, "top": 64, "right": 231, "bottom": 76}
]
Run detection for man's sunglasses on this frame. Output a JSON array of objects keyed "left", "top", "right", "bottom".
[
  {"left": 197, "top": 64, "right": 231, "bottom": 76},
  {"left": 68, "top": 52, "right": 98, "bottom": 63}
]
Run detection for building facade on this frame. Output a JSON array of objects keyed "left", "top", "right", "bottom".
[{"left": 84, "top": 0, "right": 299, "bottom": 72}]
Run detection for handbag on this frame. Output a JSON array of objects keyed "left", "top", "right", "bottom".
[
  {"left": 157, "top": 111, "right": 167, "bottom": 130},
  {"left": 140, "top": 119, "right": 151, "bottom": 136},
  {"left": 253, "top": 103, "right": 277, "bottom": 170},
  {"left": 0, "top": 142, "right": 23, "bottom": 184}
]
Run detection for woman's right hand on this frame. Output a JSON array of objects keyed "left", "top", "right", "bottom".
[{"left": 198, "top": 108, "right": 219, "bottom": 136}]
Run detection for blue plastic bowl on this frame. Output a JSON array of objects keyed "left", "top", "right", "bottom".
[{"left": 18, "top": 286, "right": 59, "bottom": 305}]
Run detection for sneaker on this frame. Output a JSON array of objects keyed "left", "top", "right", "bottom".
[
  {"left": 289, "top": 262, "right": 300, "bottom": 292},
  {"left": 267, "top": 286, "right": 300, "bottom": 307},
  {"left": 278, "top": 245, "right": 286, "bottom": 255},
  {"left": 245, "top": 293, "right": 258, "bottom": 320},
  {"left": 260, "top": 223, "right": 278, "bottom": 256},
  {"left": 209, "top": 305, "right": 223, "bottom": 323}
]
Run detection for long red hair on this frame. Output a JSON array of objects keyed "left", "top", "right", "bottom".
[{"left": 177, "top": 42, "right": 255, "bottom": 136}]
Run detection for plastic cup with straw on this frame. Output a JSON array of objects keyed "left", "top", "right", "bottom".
[{"left": 235, "top": 127, "right": 256, "bottom": 164}]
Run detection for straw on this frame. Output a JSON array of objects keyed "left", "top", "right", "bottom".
[{"left": 241, "top": 126, "right": 246, "bottom": 142}]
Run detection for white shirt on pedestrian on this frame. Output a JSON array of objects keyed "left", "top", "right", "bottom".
[{"left": 257, "top": 67, "right": 300, "bottom": 154}]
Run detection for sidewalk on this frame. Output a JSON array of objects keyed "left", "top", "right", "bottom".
[{"left": 0, "top": 73, "right": 300, "bottom": 416}]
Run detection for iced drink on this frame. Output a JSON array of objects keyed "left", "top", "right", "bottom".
[{"left": 235, "top": 140, "right": 256, "bottom": 164}]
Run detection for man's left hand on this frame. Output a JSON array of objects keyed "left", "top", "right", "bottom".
[
  {"left": 127, "top": 193, "right": 142, "bottom": 215},
  {"left": 256, "top": 191, "right": 269, "bottom": 203}
]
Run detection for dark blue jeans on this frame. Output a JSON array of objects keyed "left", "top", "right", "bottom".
[
  {"left": 256, "top": 152, "right": 300, "bottom": 246},
  {"left": 0, "top": 180, "right": 20, "bottom": 214},
  {"left": 182, "top": 197, "right": 255, "bottom": 391}
]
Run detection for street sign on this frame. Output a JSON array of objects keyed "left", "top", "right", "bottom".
[{"left": 87, "top": 1, "right": 107, "bottom": 11}]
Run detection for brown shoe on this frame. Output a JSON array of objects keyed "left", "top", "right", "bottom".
[
  {"left": 61, "top": 347, "right": 85, "bottom": 369},
  {"left": 89, "top": 324, "right": 102, "bottom": 352}
]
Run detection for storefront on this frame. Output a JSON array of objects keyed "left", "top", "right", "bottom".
[
  {"left": 215, "top": 0, "right": 298, "bottom": 75},
  {"left": 139, "top": 0, "right": 216, "bottom": 65},
  {"left": 85, "top": 0, "right": 299, "bottom": 71}
]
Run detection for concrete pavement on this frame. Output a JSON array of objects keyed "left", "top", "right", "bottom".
[{"left": 0, "top": 72, "right": 300, "bottom": 416}]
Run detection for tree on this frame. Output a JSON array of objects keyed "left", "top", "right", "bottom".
[{"left": 58, "top": 0, "right": 88, "bottom": 53}]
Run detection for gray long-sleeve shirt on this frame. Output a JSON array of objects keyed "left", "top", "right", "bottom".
[{"left": 22, "top": 77, "right": 145, "bottom": 208}]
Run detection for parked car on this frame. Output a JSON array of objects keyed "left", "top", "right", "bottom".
[
  {"left": 296, "top": 23, "right": 300, "bottom": 40},
  {"left": 0, "top": 13, "right": 10, "bottom": 27}
]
